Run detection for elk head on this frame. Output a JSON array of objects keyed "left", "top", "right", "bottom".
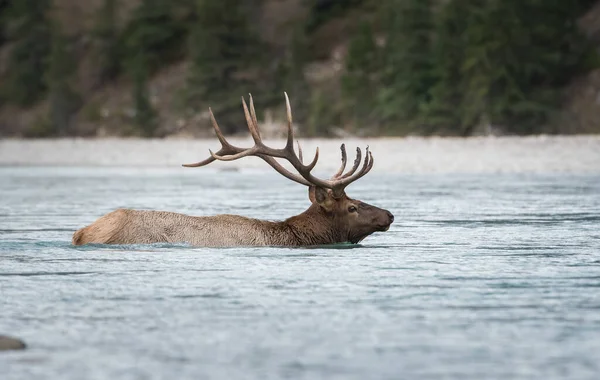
[{"left": 183, "top": 93, "right": 394, "bottom": 244}]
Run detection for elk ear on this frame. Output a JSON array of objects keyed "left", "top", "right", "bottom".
[{"left": 313, "top": 187, "right": 335, "bottom": 212}]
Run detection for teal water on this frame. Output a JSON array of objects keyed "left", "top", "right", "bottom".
[{"left": 1, "top": 167, "right": 600, "bottom": 380}]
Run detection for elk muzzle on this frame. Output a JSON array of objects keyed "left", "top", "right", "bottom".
[
  {"left": 373, "top": 209, "right": 394, "bottom": 231},
  {"left": 346, "top": 202, "right": 394, "bottom": 244},
  {"left": 377, "top": 210, "right": 395, "bottom": 231}
]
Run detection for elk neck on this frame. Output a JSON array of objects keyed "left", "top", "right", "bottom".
[{"left": 282, "top": 204, "right": 346, "bottom": 246}]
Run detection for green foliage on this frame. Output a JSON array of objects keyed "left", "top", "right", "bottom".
[
  {"left": 305, "top": 0, "right": 366, "bottom": 33},
  {"left": 23, "top": 115, "right": 55, "bottom": 138},
  {"left": 342, "top": 20, "right": 379, "bottom": 127},
  {"left": 123, "top": 0, "right": 184, "bottom": 137},
  {"left": 0, "top": 0, "right": 10, "bottom": 46},
  {"left": 46, "top": 23, "right": 82, "bottom": 136},
  {"left": 81, "top": 99, "right": 104, "bottom": 123},
  {"left": 130, "top": 53, "right": 158, "bottom": 137},
  {"left": 93, "top": 0, "right": 121, "bottom": 83},
  {"left": 3, "top": 0, "right": 52, "bottom": 106},
  {"left": 24, "top": 115, "right": 54, "bottom": 138},
  {"left": 122, "top": 0, "right": 186, "bottom": 74},
  {"left": 307, "top": 89, "right": 327, "bottom": 136},
  {"left": 422, "top": 0, "right": 593, "bottom": 134},
  {"left": 185, "top": 0, "right": 263, "bottom": 132},
  {"left": 307, "top": 87, "right": 342, "bottom": 137},
  {"left": 269, "top": 25, "right": 313, "bottom": 131},
  {"left": 377, "top": 0, "right": 434, "bottom": 129},
  {"left": 491, "top": 0, "right": 593, "bottom": 133},
  {"left": 420, "top": 0, "right": 483, "bottom": 134},
  {"left": 0, "top": 0, "right": 596, "bottom": 137}
]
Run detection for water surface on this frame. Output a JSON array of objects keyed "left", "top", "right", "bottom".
[{"left": 1, "top": 167, "right": 600, "bottom": 379}]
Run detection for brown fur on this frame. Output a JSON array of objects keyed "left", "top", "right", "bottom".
[{"left": 73, "top": 188, "right": 393, "bottom": 247}]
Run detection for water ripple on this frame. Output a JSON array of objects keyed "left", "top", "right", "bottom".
[{"left": 1, "top": 168, "right": 599, "bottom": 380}]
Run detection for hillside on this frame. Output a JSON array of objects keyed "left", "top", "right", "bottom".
[{"left": 1, "top": 0, "right": 599, "bottom": 138}]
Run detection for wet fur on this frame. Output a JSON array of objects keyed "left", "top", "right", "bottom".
[{"left": 72, "top": 190, "right": 393, "bottom": 247}]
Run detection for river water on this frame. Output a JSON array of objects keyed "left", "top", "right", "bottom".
[{"left": 1, "top": 163, "right": 600, "bottom": 379}]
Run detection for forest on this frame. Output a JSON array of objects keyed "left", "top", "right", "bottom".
[{"left": 0, "top": 0, "right": 598, "bottom": 138}]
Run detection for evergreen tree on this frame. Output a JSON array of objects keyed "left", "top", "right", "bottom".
[
  {"left": 0, "top": 0, "right": 10, "bottom": 46},
  {"left": 270, "top": 25, "right": 311, "bottom": 132},
  {"left": 453, "top": 0, "right": 496, "bottom": 134},
  {"left": 458, "top": 0, "right": 591, "bottom": 134},
  {"left": 487, "top": 0, "right": 592, "bottom": 133},
  {"left": 421, "top": 0, "right": 469, "bottom": 133},
  {"left": 3, "top": 0, "right": 52, "bottom": 106},
  {"left": 422, "top": 0, "right": 593, "bottom": 135},
  {"left": 93, "top": 0, "right": 121, "bottom": 84},
  {"left": 186, "top": 0, "right": 262, "bottom": 132},
  {"left": 305, "top": 0, "right": 365, "bottom": 34},
  {"left": 378, "top": 0, "right": 434, "bottom": 129},
  {"left": 123, "top": 0, "right": 186, "bottom": 74},
  {"left": 123, "top": 0, "right": 185, "bottom": 137},
  {"left": 342, "top": 20, "right": 379, "bottom": 128},
  {"left": 46, "top": 23, "right": 82, "bottom": 136},
  {"left": 130, "top": 52, "right": 157, "bottom": 137},
  {"left": 307, "top": 89, "right": 329, "bottom": 137}
]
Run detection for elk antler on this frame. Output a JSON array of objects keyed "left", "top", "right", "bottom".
[{"left": 183, "top": 93, "right": 374, "bottom": 197}]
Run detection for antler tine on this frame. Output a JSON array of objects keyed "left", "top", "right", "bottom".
[
  {"left": 242, "top": 96, "right": 262, "bottom": 144},
  {"left": 208, "top": 95, "right": 316, "bottom": 186},
  {"left": 272, "top": 92, "right": 321, "bottom": 179},
  {"left": 182, "top": 108, "right": 238, "bottom": 167},
  {"left": 284, "top": 92, "right": 295, "bottom": 150},
  {"left": 182, "top": 156, "right": 217, "bottom": 168},
  {"left": 208, "top": 108, "right": 231, "bottom": 148},
  {"left": 263, "top": 92, "right": 327, "bottom": 180},
  {"left": 330, "top": 147, "right": 374, "bottom": 197},
  {"left": 339, "top": 146, "right": 362, "bottom": 179},
  {"left": 297, "top": 141, "right": 303, "bottom": 163},
  {"left": 341, "top": 147, "right": 373, "bottom": 184},
  {"left": 332, "top": 144, "right": 348, "bottom": 178},
  {"left": 305, "top": 147, "right": 319, "bottom": 171},
  {"left": 261, "top": 156, "right": 313, "bottom": 186},
  {"left": 248, "top": 94, "right": 261, "bottom": 139},
  {"left": 185, "top": 93, "right": 373, "bottom": 191},
  {"left": 210, "top": 148, "right": 258, "bottom": 161}
]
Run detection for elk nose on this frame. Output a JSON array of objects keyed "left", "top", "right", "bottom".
[{"left": 387, "top": 211, "right": 394, "bottom": 223}]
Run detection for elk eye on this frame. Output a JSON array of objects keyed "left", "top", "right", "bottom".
[{"left": 348, "top": 205, "right": 357, "bottom": 213}]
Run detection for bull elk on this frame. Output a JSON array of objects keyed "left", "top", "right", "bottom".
[{"left": 72, "top": 93, "right": 394, "bottom": 247}]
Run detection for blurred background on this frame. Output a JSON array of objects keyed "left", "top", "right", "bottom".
[
  {"left": 2, "top": 3, "right": 600, "bottom": 378},
  {"left": 0, "top": 0, "right": 599, "bottom": 139}
]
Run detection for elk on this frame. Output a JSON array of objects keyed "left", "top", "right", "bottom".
[{"left": 72, "top": 93, "right": 394, "bottom": 247}]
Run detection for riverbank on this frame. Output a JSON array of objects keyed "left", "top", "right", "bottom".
[{"left": 1, "top": 135, "right": 599, "bottom": 174}]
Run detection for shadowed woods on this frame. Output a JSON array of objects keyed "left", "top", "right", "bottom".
[{"left": 1, "top": 0, "right": 599, "bottom": 137}]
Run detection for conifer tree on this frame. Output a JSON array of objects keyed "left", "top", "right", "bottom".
[
  {"left": 123, "top": 0, "right": 185, "bottom": 137},
  {"left": 270, "top": 25, "right": 311, "bottom": 131},
  {"left": 46, "top": 23, "right": 82, "bottom": 136},
  {"left": 378, "top": 0, "right": 434, "bottom": 128},
  {"left": 93, "top": 0, "right": 121, "bottom": 84},
  {"left": 420, "top": 0, "right": 467, "bottom": 133},
  {"left": 0, "top": 0, "right": 9, "bottom": 46},
  {"left": 123, "top": 0, "right": 185, "bottom": 74},
  {"left": 186, "top": 0, "right": 262, "bottom": 132},
  {"left": 438, "top": 0, "right": 594, "bottom": 134},
  {"left": 452, "top": 0, "right": 495, "bottom": 134},
  {"left": 342, "top": 21, "right": 379, "bottom": 128},
  {"left": 130, "top": 52, "right": 157, "bottom": 137},
  {"left": 487, "top": 0, "right": 592, "bottom": 133},
  {"left": 4, "top": 0, "right": 52, "bottom": 106},
  {"left": 187, "top": 0, "right": 260, "bottom": 100}
]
